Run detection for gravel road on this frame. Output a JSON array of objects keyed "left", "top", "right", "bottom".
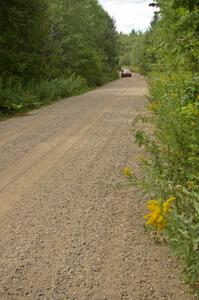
[{"left": 0, "top": 75, "right": 196, "bottom": 300}]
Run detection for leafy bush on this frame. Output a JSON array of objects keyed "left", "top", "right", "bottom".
[
  {"left": 0, "top": 80, "right": 37, "bottom": 113},
  {"left": 0, "top": 75, "right": 89, "bottom": 115},
  {"left": 167, "top": 190, "right": 199, "bottom": 285},
  {"left": 33, "top": 75, "right": 88, "bottom": 102}
]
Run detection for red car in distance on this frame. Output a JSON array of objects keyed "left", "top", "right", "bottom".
[{"left": 121, "top": 68, "right": 132, "bottom": 77}]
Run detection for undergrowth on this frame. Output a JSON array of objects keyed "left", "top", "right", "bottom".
[
  {"left": 0, "top": 75, "right": 89, "bottom": 116},
  {"left": 133, "top": 71, "right": 199, "bottom": 289}
]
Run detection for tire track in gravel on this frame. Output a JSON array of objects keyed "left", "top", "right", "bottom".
[
  {"left": 0, "top": 96, "right": 135, "bottom": 299},
  {"left": 0, "top": 86, "right": 113, "bottom": 147},
  {"left": 0, "top": 88, "right": 128, "bottom": 216},
  {"left": 0, "top": 91, "right": 89, "bottom": 146},
  {"left": 0, "top": 89, "right": 128, "bottom": 298},
  {"left": 0, "top": 123, "right": 40, "bottom": 147}
]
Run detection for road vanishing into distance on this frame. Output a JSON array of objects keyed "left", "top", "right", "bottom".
[{"left": 0, "top": 75, "right": 196, "bottom": 300}]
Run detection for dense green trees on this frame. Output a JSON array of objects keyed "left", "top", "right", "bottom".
[
  {"left": 117, "top": 30, "right": 153, "bottom": 74},
  {"left": 0, "top": 0, "right": 119, "bottom": 114},
  {"left": 0, "top": 0, "right": 48, "bottom": 82},
  {"left": 46, "top": 0, "right": 118, "bottom": 85},
  {"left": 150, "top": 0, "right": 199, "bottom": 73}
]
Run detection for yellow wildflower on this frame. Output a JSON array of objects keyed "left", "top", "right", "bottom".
[
  {"left": 144, "top": 197, "right": 175, "bottom": 231},
  {"left": 147, "top": 199, "right": 160, "bottom": 209},
  {"left": 123, "top": 167, "right": 133, "bottom": 178},
  {"left": 157, "top": 217, "right": 166, "bottom": 231},
  {"left": 163, "top": 196, "right": 175, "bottom": 213},
  {"left": 144, "top": 203, "right": 165, "bottom": 230}
]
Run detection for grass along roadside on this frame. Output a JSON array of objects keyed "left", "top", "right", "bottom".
[{"left": 0, "top": 75, "right": 89, "bottom": 118}]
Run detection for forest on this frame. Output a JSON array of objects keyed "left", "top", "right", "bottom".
[
  {"left": 121, "top": 0, "right": 199, "bottom": 288},
  {"left": 0, "top": 0, "right": 118, "bottom": 115}
]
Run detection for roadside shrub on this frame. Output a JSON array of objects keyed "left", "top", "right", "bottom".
[
  {"left": 133, "top": 71, "right": 199, "bottom": 287},
  {"left": 120, "top": 0, "right": 199, "bottom": 291},
  {"left": 167, "top": 189, "right": 199, "bottom": 285},
  {"left": 33, "top": 75, "right": 88, "bottom": 102},
  {"left": 0, "top": 80, "right": 37, "bottom": 114},
  {"left": 0, "top": 75, "right": 89, "bottom": 115}
]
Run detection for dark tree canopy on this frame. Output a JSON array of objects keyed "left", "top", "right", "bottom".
[
  {"left": 0, "top": 0, "right": 47, "bottom": 81},
  {"left": 0, "top": 0, "right": 119, "bottom": 86}
]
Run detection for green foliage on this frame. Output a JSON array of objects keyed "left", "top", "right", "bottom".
[
  {"left": 127, "top": 0, "right": 199, "bottom": 288},
  {"left": 117, "top": 32, "right": 135, "bottom": 67},
  {"left": 135, "top": 71, "right": 199, "bottom": 287},
  {"left": 150, "top": 1, "right": 199, "bottom": 73},
  {"left": 118, "top": 31, "right": 154, "bottom": 74},
  {"left": 167, "top": 189, "right": 199, "bottom": 285},
  {"left": 0, "top": 0, "right": 119, "bottom": 115},
  {"left": 46, "top": 0, "right": 119, "bottom": 86},
  {"left": 0, "top": 76, "right": 88, "bottom": 115},
  {"left": 0, "top": 0, "right": 48, "bottom": 82},
  {"left": 33, "top": 75, "right": 88, "bottom": 101}
]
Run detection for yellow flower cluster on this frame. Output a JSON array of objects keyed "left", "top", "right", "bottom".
[
  {"left": 123, "top": 167, "right": 133, "bottom": 178},
  {"left": 144, "top": 197, "right": 175, "bottom": 231}
]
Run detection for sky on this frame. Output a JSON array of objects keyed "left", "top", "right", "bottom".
[{"left": 98, "top": 0, "right": 156, "bottom": 34}]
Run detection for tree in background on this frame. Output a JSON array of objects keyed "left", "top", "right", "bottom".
[
  {"left": 117, "top": 30, "right": 154, "bottom": 74},
  {"left": 148, "top": 0, "right": 199, "bottom": 73},
  {"left": 0, "top": 0, "right": 119, "bottom": 85},
  {"left": 0, "top": 0, "right": 119, "bottom": 114},
  {"left": 46, "top": 0, "right": 118, "bottom": 86},
  {"left": 0, "top": 0, "right": 48, "bottom": 83}
]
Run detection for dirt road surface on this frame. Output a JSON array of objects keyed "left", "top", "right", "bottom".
[{"left": 0, "top": 75, "right": 196, "bottom": 300}]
